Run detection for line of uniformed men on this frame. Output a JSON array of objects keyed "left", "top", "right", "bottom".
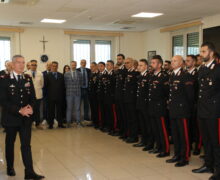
[{"left": 88, "top": 42, "right": 220, "bottom": 180}]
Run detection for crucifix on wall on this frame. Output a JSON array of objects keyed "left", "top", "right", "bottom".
[{"left": 40, "top": 36, "right": 48, "bottom": 53}]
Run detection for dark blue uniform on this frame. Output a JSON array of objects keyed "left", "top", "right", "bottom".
[
  {"left": 148, "top": 70, "right": 170, "bottom": 155},
  {"left": 169, "top": 68, "right": 194, "bottom": 165},
  {"left": 197, "top": 61, "right": 220, "bottom": 176},
  {"left": 0, "top": 72, "right": 36, "bottom": 174}
]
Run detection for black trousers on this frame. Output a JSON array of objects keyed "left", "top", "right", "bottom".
[
  {"left": 98, "top": 100, "right": 105, "bottom": 128},
  {"left": 150, "top": 116, "right": 170, "bottom": 153},
  {"left": 81, "top": 88, "right": 90, "bottom": 121},
  {"left": 115, "top": 101, "right": 126, "bottom": 135},
  {"left": 48, "top": 99, "right": 63, "bottom": 126},
  {"left": 199, "top": 117, "right": 220, "bottom": 171},
  {"left": 170, "top": 118, "right": 190, "bottom": 161},
  {"left": 104, "top": 103, "right": 115, "bottom": 131},
  {"left": 124, "top": 102, "right": 138, "bottom": 139},
  {"left": 5, "top": 123, "right": 33, "bottom": 173},
  {"left": 33, "top": 99, "right": 41, "bottom": 126},
  {"left": 89, "top": 96, "right": 99, "bottom": 127},
  {"left": 43, "top": 96, "right": 49, "bottom": 122},
  {"left": 138, "top": 109, "right": 154, "bottom": 146}
]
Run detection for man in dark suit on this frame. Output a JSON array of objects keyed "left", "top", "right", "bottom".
[
  {"left": 123, "top": 57, "right": 140, "bottom": 143},
  {"left": 167, "top": 55, "right": 194, "bottom": 167},
  {"left": 0, "top": 55, "right": 44, "bottom": 179},
  {"left": 44, "top": 61, "right": 65, "bottom": 129},
  {"left": 77, "top": 59, "right": 91, "bottom": 122},
  {"left": 88, "top": 62, "right": 99, "bottom": 128},
  {"left": 42, "top": 61, "right": 51, "bottom": 123},
  {"left": 103, "top": 60, "right": 116, "bottom": 134},
  {"left": 192, "top": 42, "right": 220, "bottom": 180},
  {"left": 148, "top": 55, "right": 170, "bottom": 157},
  {"left": 134, "top": 59, "right": 154, "bottom": 151},
  {"left": 115, "top": 54, "right": 127, "bottom": 138}
]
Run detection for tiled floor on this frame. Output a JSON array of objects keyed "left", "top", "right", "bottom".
[{"left": 0, "top": 127, "right": 211, "bottom": 180}]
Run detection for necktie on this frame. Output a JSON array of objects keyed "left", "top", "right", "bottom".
[
  {"left": 53, "top": 72, "right": 57, "bottom": 80},
  {"left": 82, "top": 69, "right": 86, "bottom": 86},
  {"left": 32, "top": 71, "right": 35, "bottom": 78},
  {"left": 17, "top": 75, "right": 21, "bottom": 82}
]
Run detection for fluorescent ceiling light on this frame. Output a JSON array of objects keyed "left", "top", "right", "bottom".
[
  {"left": 41, "top": 18, "right": 66, "bottom": 24},
  {"left": 132, "top": 12, "right": 163, "bottom": 18}
]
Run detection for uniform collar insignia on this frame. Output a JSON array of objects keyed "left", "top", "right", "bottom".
[
  {"left": 210, "top": 63, "right": 215, "bottom": 70},
  {"left": 9, "top": 84, "right": 15, "bottom": 87}
]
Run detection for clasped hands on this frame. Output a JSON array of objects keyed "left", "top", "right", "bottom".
[{"left": 19, "top": 105, "right": 33, "bottom": 117}]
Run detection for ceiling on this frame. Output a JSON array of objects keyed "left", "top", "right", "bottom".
[{"left": 0, "top": 0, "right": 220, "bottom": 31}]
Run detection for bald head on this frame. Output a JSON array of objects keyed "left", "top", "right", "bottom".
[
  {"left": 171, "top": 55, "right": 183, "bottom": 70},
  {"left": 124, "top": 57, "right": 134, "bottom": 70}
]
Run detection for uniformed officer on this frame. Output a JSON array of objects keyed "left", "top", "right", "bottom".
[
  {"left": 148, "top": 55, "right": 170, "bottom": 158},
  {"left": 167, "top": 55, "right": 194, "bottom": 167},
  {"left": 133, "top": 59, "right": 154, "bottom": 151},
  {"left": 186, "top": 55, "right": 202, "bottom": 155},
  {"left": 123, "top": 57, "right": 140, "bottom": 143},
  {"left": 114, "top": 54, "right": 128, "bottom": 138},
  {"left": 88, "top": 62, "right": 99, "bottom": 129},
  {"left": 103, "top": 60, "right": 116, "bottom": 135},
  {"left": 0, "top": 55, "right": 44, "bottom": 179},
  {"left": 192, "top": 42, "right": 220, "bottom": 180},
  {"left": 96, "top": 62, "right": 107, "bottom": 131}
]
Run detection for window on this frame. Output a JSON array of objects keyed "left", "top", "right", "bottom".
[
  {"left": 187, "top": 32, "right": 199, "bottom": 55},
  {"left": 0, "top": 37, "right": 11, "bottom": 70},
  {"left": 95, "top": 40, "right": 111, "bottom": 62},
  {"left": 172, "top": 35, "right": 184, "bottom": 56},
  {"left": 72, "top": 37, "right": 113, "bottom": 67},
  {"left": 73, "top": 40, "right": 91, "bottom": 67}
]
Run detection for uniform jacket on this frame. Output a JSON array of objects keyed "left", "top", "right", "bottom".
[{"left": 0, "top": 72, "right": 36, "bottom": 127}]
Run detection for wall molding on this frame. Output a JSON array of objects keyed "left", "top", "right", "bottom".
[
  {"left": 0, "top": 26, "right": 24, "bottom": 33},
  {"left": 64, "top": 30, "right": 123, "bottom": 37},
  {"left": 160, "top": 21, "right": 203, "bottom": 33}
]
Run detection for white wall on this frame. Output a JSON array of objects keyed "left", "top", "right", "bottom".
[
  {"left": 142, "top": 28, "right": 171, "bottom": 60},
  {"left": 142, "top": 13, "right": 220, "bottom": 61},
  {"left": 0, "top": 28, "right": 144, "bottom": 72}
]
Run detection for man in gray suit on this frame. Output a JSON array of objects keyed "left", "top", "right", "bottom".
[{"left": 64, "top": 61, "right": 83, "bottom": 127}]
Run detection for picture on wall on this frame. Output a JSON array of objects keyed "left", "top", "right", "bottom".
[{"left": 147, "top": 51, "right": 156, "bottom": 61}]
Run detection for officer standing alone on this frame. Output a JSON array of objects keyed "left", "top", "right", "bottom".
[{"left": 0, "top": 55, "right": 44, "bottom": 180}]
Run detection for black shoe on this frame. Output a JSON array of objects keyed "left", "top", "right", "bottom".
[
  {"left": 48, "top": 125, "right": 53, "bottom": 129},
  {"left": 166, "top": 156, "right": 180, "bottom": 163},
  {"left": 7, "top": 168, "right": 16, "bottom": 176},
  {"left": 142, "top": 145, "right": 153, "bottom": 151},
  {"left": 200, "top": 155, "right": 205, "bottom": 159},
  {"left": 192, "top": 165, "right": 214, "bottom": 173},
  {"left": 112, "top": 131, "right": 120, "bottom": 136},
  {"left": 133, "top": 142, "right": 145, "bottom": 147},
  {"left": 58, "top": 125, "right": 66, "bottom": 128},
  {"left": 175, "top": 160, "right": 189, "bottom": 167},
  {"left": 25, "top": 172, "right": 45, "bottom": 180},
  {"left": 126, "top": 138, "right": 138, "bottom": 144},
  {"left": 149, "top": 149, "right": 160, "bottom": 154},
  {"left": 156, "top": 152, "right": 170, "bottom": 158},
  {"left": 193, "top": 149, "right": 201, "bottom": 156},
  {"left": 209, "top": 173, "right": 220, "bottom": 180}
]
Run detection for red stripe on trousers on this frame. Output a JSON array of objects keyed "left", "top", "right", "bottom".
[
  {"left": 160, "top": 117, "right": 170, "bottom": 153},
  {"left": 112, "top": 104, "right": 117, "bottom": 130},
  {"left": 218, "top": 118, "right": 220, "bottom": 145},
  {"left": 182, "top": 118, "right": 190, "bottom": 161}
]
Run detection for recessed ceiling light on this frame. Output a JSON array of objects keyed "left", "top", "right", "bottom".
[
  {"left": 41, "top": 18, "right": 66, "bottom": 24},
  {"left": 131, "top": 12, "right": 163, "bottom": 18}
]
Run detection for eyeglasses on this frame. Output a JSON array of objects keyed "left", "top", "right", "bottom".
[{"left": 31, "top": 64, "right": 37, "bottom": 66}]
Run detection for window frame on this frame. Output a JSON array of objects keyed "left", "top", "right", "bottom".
[
  {"left": 171, "top": 26, "right": 202, "bottom": 58},
  {"left": 0, "top": 32, "right": 14, "bottom": 70},
  {"left": 70, "top": 35, "right": 115, "bottom": 67}
]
